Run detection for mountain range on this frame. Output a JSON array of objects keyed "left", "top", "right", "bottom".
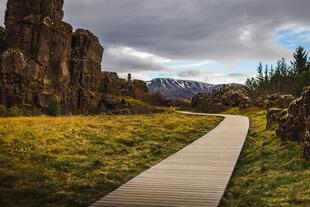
[{"left": 147, "top": 78, "right": 223, "bottom": 99}]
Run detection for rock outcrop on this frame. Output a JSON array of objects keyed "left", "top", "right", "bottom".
[
  {"left": 0, "top": 0, "right": 73, "bottom": 112},
  {"left": 254, "top": 94, "right": 295, "bottom": 110},
  {"left": 191, "top": 84, "right": 252, "bottom": 113},
  {"left": 100, "top": 72, "right": 127, "bottom": 95},
  {"left": 128, "top": 79, "right": 149, "bottom": 98},
  {"left": 70, "top": 29, "right": 104, "bottom": 113},
  {"left": 264, "top": 94, "right": 295, "bottom": 109},
  {"left": 99, "top": 73, "right": 148, "bottom": 98},
  {"left": 266, "top": 108, "right": 286, "bottom": 129},
  {"left": 264, "top": 94, "right": 296, "bottom": 128},
  {"left": 276, "top": 87, "right": 310, "bottom": 160},
  {"left": 0, "top": 0, "right": 148, "bottom": 114}
]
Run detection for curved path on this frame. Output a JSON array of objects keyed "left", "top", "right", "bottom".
[{"left": 90, "top": 112, "right": 249, "bottom": 207}]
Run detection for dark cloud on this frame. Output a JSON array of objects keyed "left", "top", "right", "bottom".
[
  {"left": 61, "top": 0, "right": 310, "bottom": 62},
  {"left": 0, "top": 0, "right": 309, "bottom": 83}
]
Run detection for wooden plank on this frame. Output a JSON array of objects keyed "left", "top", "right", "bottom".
[{"left": 89, "top": 112, "right": 249, "bottom": 207}]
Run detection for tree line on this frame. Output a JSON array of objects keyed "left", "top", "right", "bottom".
[{"left": 245, "top": 46, "right": 310, "bottom": 96}]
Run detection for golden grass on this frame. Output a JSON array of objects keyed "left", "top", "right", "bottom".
[
  {"left": 220, "top": 107, "right": 310, "bottom": 207},
  {"left": 0, "top": 113, "right": 221, "bottom": 207}
]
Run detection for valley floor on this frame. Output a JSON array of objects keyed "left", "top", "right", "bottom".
[
  {"left": 220, "top": 108, "right": 310, "bottom": 207},
  {"left": 0, "top": 113, "right": 221, "bottom": 207}
]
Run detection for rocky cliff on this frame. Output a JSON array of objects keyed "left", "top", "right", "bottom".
[{"left": 0, "top": 0, "right": 148, "bottom": 114}]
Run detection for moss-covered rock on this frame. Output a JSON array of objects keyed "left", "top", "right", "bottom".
[
  {"left": 192, "top": 84, "right": 251, "bottom": 113},
  {"left": 277, "top": 87, "right": 310, "bottom": 160}
]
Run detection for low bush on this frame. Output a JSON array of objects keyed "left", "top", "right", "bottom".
[
  {"left": 44, "top": 99, "right": 60, "bottom": 116},
  {"left": 0, "top": 105, "right": 7, "bottom": 117}
]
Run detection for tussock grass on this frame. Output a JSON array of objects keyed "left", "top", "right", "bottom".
[
  {"left": 0, "top": 113, "right": 221, "bottom": 207},
  {"left": 221, "top": 107, "right": 310, "bottom": 207}
]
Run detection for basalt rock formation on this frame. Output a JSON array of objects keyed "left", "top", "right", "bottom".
[
  {"left": 264, "top": 94, "right": 295, "bottom": 109},
  {"left": 265, "top": 94, "right": 296, "bottom": 128},
  {"left": 266, "top": 108, "right": 287, "bottom": 129},
  {"left": 277, "top": 87, "right": 310, "bottom": 160},
  {"left": 191, "top": 84, "right": 252, "bottom": 113},
  {"left": 0, "top": 0, "right": 148, "bottom": 114},
  {"left": 100, "top": 72, "right": 148, "bottom": 98},
  {"left": 70, "top": 29, "right": 104, "bottom": 113}
]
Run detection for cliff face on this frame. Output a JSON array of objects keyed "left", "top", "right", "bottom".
[
  {"left": 70, "top": 29, "right": 104, "bottom": 113},
  {"left": 0, "top": 0, "right": 148, "bottom": 114}
]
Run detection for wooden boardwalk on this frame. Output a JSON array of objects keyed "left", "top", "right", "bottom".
[{"left": 90, "top": 112, "right": 249, "bottom": 207}]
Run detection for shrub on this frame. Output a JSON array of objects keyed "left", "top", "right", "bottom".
[
  {"left": 0, "top": 105, "right": 8, "bottom": 117},
  {"left": 8, "top": 106, "right": 23, "bottom": 117},
  {"left": 45, "top": 99, "right": 60, "bottom": 116}
]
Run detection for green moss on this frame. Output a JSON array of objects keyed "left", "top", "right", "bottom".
[
  {"left": 0, "top": 113, "right": 222, "bottom": 207},
  {"left": 220, "top": 107, "right": 310, "bottom": 207}
]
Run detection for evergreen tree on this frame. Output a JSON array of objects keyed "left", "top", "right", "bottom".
[
  {"left": 256, "top": 62, "right": 264, "bottom": 85},
  {"left": 279, "top": 58, "right": 289, "bottom": 77},
  {"left": 264, "top": 65, "right": 269, "bottom": 83},
  {"left": 245, "top": 78, "right": 253, "bottom": 91},
  {"left": 291, "top": 46, "right": 308, "bottom": 74},
  {"left": 245, "top": 46, "right": 309, "bottom": 96}
]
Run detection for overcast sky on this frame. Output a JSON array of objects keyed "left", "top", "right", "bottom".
[{"left": 1, "top": 0, "right": 310, "bottom": 84}]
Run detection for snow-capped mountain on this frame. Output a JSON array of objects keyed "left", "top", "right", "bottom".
[{"left": 147, "top": 78, "right": 223, "bottom": 99}]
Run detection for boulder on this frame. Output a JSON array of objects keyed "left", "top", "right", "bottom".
[{"left": 191, "top": 84, "right": 252, "bottom": 113}]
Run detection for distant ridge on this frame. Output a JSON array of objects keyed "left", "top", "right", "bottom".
[{"left": 147, "top": 78, "right": 223, "bottom": 99}]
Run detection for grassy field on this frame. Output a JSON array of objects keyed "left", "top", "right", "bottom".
[
  {"left": 220, "top": 107, "right": 310, "bottom": 207},
  {"left": 0, "top": 113, "right": 221, "bottom": 207}
]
